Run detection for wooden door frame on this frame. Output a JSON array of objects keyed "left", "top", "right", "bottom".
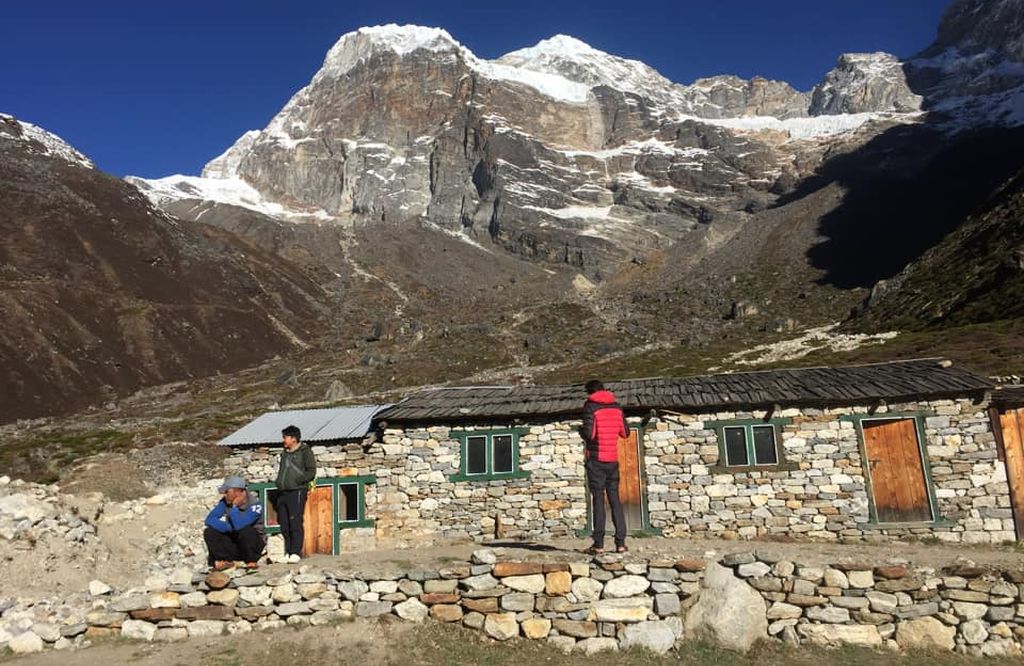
[
  {"left": 990, "top": 406, "right": 1024, "bottom": 540},
  {"left": 842, "top": 413, "right": 947, "bottom": 527},
  {"left": 578, "top": 426, "right": 662, "bottom": 538},
  {"left": 251, "top": 475, "right": 377, "bottom": 555}
]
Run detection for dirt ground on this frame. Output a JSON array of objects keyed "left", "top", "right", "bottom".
[
  {"left": 3, "top": 621, "right": 1022, "bottom": 666},
  {"left": 0, "top": 499, "right": 204, "bottom": 598}
]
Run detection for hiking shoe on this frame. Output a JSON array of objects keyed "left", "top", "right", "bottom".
[
  {"left": 286, "top": 553, "right": 301, "bottom": 563},
  {"left": 212, "top": 561, "right": 234, "bottom": 572},
  {"left": 616, "top": 544, "right": 629, "bottom": 553},
  {"left": 583, "top": 545, "right": 604, "bottom": 555}
]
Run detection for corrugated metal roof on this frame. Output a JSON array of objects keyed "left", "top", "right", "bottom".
[
  {"left": 218, "top": 405, "right": 390, "bottom": 446},
  {"left": 375, "top": 359, "right": 993, "bottom": 422}
]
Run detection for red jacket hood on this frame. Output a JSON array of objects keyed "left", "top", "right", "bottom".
[{"left": 587, "top": 389, "right": 618, "bottom": 405}]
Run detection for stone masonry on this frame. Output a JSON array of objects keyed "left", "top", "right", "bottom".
[
  {"left": 7, "top": 550, "right": 1024, "bottom": 656},
  {"left": 224, "top": 397, "right": 1013, "bottom": 547}
]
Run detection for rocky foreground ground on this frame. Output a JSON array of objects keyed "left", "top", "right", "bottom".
[{"left": 4, "top": 467, "right": 1024, "bottom": 659}]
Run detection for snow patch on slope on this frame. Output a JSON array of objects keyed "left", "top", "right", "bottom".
[
  {"left": 126, "top": 174, "right": 335, "bottom": 222},
  {"left": 0, "top": 113, "right": 94, "bottom": 168},
  {"left": 700, "top": 112, "right": 917, "bottom": 139}
]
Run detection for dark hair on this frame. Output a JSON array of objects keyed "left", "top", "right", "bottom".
[
  {"left": 282, "top": 425, "right": 301, "bottom": 441},
  {"left": 584, "top": 379, "right": 604, "bottom": 395}
]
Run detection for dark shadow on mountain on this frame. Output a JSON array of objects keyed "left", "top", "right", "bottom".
[{"left": 778, "top": 122, "right": 1024, "bottom": 290}]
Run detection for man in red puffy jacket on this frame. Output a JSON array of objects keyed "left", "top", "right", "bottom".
[{"left": 580, "top": 379, "right": 628, "bottom": 554}]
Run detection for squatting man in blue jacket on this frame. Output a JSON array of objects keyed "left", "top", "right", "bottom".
[{"left": 204, "top": 476, "right": 266, "bottom": 571}]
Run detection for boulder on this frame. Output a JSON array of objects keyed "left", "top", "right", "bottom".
[
  {"left": 683, "top": 562, "right": 767, "bottom": 653},
  {"left": 545, "top": 572, "right": 572, "bottom": 596},
  {"left": 590, "top": 598, "right": 654, "bottom": 623},
  {"left": 619, "top": 620, "right": 678, "bottom": 654},
  {"left": 502, "top": 574, "right": 546, "bottom": 594},
  {"left": 394, "top": 598, "right": 429, "bottom": 622},
  {"left": 483, "top": 613, "right": 519, "bottom": 640},
  {"left": 187, "top": 620, "right": 225, "bottom": 638},
  {"left": 522, "top": 618, "right": 551, "bottom": 639},
  {"left": 0, "top": 494, "right": 55, "bottom": 523},
  {"left": 961, "top": 619, "right": 989, "bottom": 645},
  {"left": 89, "top": 580, "right": 113, "bottom": 596},
  {"left": 8, "top": 632, "right": 44, "bottom": 654},
  {"left": 798, "top": 624, "right": 882, "bottom": 647},
  {"left": 603, "top": 575, "right": 651, "bottom": 598},
  {"left": 430, "top": 605, "right": 463, "bottom": 623},
  {"left": 895, "top": 617, "right": 956, "bottom": 651},
  {"left": 571, "top": 577, "right": 603, "bottom": 602},
  {"left": 121, "top": 620, "right": 157, "bottom": 641},
  {"left": 576, "top": 637, "right": 619, "bottom": 654}
]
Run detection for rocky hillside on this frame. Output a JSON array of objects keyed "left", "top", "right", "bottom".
[
  {"left": 5, "top": 0, "right": 1024, "bottom": 427},
  {"left": 0, "top": 115, "right": 335, "bottom": 422}
]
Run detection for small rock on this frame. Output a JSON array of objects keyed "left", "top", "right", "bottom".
[
  {"left": 9, "top": 632, "right": 44, "bottom": 654},
  {"left": 121, "top": 620, "right": 157, "bottom": 641},
  {"left": 89, "top": 580, "right": 112, "bottom": 596},
  {"left": 483, "top": 613, "right": 519, "bottom": 640},
  {"left": 394, "top": 598, "right": 429, "bottom": 622},
  {"left": 522, "top": 618, "right": 551, "bottom": 639},
  {"left": 619, "top": 620, "right": 677, "bottom": 654},
  {"left": 471, "top": 549, "right": 497, "bottom": 565}
]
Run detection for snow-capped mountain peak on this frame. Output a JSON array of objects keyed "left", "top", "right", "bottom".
[
  {"left": 0, "top": 114, "right": 94, "bottom": 169},
  {"left": 497, "top": 33, "right": 676, "bottom": 99},
  {"left": 317, "top": 25, "right": 463, "bottom": 81}
]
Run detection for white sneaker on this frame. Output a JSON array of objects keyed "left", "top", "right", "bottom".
[{"left": 286, "top": 553, "right": 301, "bottom": 563}]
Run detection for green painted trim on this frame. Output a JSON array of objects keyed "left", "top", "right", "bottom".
[
  {"left": 706, "top": 418, "right": 792, "bottom": 469},
  {"left": 250, "top": 476, "right": 378, "bottom": 553},
  {"left": 841, "top": 413, "right": 944, "bottom": 526},
  {"left": 448, "top": 470, "right": 532, "bottom": 483},
  {"left": 451, "top": 428, "right": 529, "bottom": 481}
]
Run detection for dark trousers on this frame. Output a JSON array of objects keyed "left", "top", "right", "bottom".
[
  {"left": 587, "top": 459, "right": 627, "bottom": 548},
  {"left": 275, "top": 488, "right": 307, "bottom": 556},
  {"left": 204, "top": 526, "right": 264, "bottom": 566}
]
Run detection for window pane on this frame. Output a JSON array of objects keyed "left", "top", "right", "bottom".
[
  {"left": 724, "top": 427, "right": 749, "bottom": 466},
  {"left": 493, "top": 435, "right": 514, "bottom": 473},
  {"left": 753, "top": 426, "right": 778, "bottom": 465},
  {"left": 466, "top": 436, "right": 487, "bottom": 474},
  {"left": 339, "top": 483, "right": 359, "bottom": 522},
  {"left": 265, "top": 489, "right": 280, "bottom": 526}
]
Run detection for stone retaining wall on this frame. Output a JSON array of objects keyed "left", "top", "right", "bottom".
[
  {"left": 224, "top": 397, "right": 1011, "bottom": 547},
  {"left": 6, "top": 551, "right": 1024, "bottom": 656}
]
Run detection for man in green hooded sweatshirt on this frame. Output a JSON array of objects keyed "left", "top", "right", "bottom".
[{"left": 274, "top": 424, "right": 317, "bottom": 562}]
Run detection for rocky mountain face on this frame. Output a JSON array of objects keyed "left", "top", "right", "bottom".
[
  {"left": 129, "top": 25, "right": 926, "bottom": 280},
  {"left": 0, "top": 115, "right": 335, "bottom": 422},
  {"left": 908, "top": 0, "right": 1024, "bottom": 126},
  {"left": 7, "top": 0, "right": 1024, "bottom": 425}
]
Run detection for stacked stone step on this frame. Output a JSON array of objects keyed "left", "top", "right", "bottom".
[
  {"left": 719, "top": 551, "right": 1024, "bottom": 656},
  {"left": 6, "top": 550, "right": 1024, "bottom": 656}
]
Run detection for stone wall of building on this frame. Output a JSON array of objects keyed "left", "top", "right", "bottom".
[
  {"left": 222, "top": 397, "right": 1014, "bottom": 548},
  {"left": 644, "top": 398, "right": 1011, "bottom": 544}
]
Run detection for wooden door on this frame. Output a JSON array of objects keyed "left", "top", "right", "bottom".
[
  {"left": 997, "top": 408, "right": 1024, "bottom": 539},
  {"left": 863, "top": 418, "right": 932, "bottom": 523},
  {"left": 591, "top": 430, "right": 645, "bottom": 532},
  {"left": 302, "top": 486, "right": 334, "bottom": 556}
]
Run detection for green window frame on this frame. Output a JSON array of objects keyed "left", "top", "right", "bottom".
[
  {"left": 449, "top": 429, "right": 531, "bottom": 482},
  {"left": 249, "top": 475, "right": 376, "bottom": 555},
  {"left": 707, "top": 418, "right": 796, "bottom": 472}
]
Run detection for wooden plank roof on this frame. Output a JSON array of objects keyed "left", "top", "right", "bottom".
[{"left": 375, "top": 359, "right": 993, "bottom": 423}]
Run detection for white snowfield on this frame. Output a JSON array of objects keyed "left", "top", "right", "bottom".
[
  {"left": 126, "top": 174, "right": 334, "bottom": 222},
  {"left": 0, "top": 113, "right": 94, "bottom": 168}
]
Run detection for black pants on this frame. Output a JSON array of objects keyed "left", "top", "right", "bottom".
[
  {"left": 204, "top": 526, "right": 264, "bottom": 566},
  {"left": 587, "top": 459, "right": 626, "bottom": 548},
  {"left": 274, "top": 488, "right": 307, "bottom": 556}
]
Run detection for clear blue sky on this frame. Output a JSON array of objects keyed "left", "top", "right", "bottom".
[{"left": 2, "top": 0, "right": 949, "bottom": 177}]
